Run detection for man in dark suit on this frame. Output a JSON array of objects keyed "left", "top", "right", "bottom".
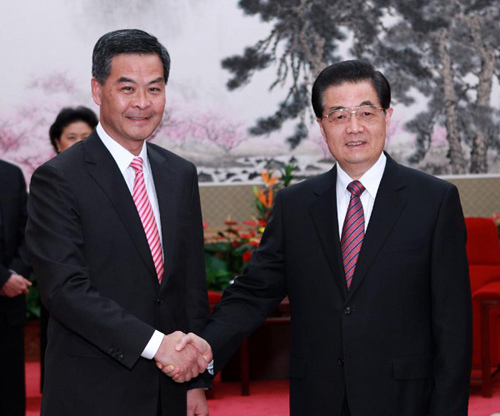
[
  {"left": 26, "top": 29, "right": 210, "bottom": 416},
  {"left": 0, "top": 160, "right": 32, "bottom": 416},
  {"left": 177, "top": 60, "right": 472, "bottom": 415}
]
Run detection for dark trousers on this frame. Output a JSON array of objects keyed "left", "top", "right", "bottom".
[
  {"left": 341, "top": 395, "right": 351, "bottom": 416},
  {"left": 0, "top": 322, "right": 26, "bottom": 416},
  {"left": 40, "top": 304, "right": 49, "bottom": 392}
]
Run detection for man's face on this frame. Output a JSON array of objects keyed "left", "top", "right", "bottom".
[
  {"left": 317, "top": 81, "right": 393, "bottom": 179},
  {"left": 91, "top": 53, "right": 166, "bottom": 153}
]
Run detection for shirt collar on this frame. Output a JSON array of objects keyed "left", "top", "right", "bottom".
[
  {"left": 337, "top": 152, "right": 387, "bottom": 199},
  {"left": 97, "top": 123, "right": 149, "bottom": 174}
]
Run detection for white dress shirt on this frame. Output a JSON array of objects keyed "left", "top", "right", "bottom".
[
  {"left": 336, "top": 153, "right": 387, "bottom": 237},
  {"left": 97, "top": 123, "right": 164, "bottom": 359}
]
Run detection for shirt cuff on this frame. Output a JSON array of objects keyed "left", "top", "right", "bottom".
[
  {"left": 207, "top": 359, "right": 214, "bottom": 375},
  {"left": 141, "top": 330, "right": 164, "bottom": 359}
]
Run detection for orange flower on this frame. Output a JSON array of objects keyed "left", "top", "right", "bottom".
[
  {"left": 257, "top": 188, "right": 274, "bottom": 209},
  {"left": 261, "top": 170, "right": 278, "bottom": 187}
]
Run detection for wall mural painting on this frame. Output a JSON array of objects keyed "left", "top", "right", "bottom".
[{"left": 1, "top": 0, "right": 499, "bottom": 184}]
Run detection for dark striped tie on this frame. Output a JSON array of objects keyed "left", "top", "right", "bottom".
[{"left": 340, "top": 181, "right": 365, "bottom": 289}]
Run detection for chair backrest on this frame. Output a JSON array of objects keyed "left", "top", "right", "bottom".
[
  {"left": 465, "top": 217, "right": 500, "bottom": 294},
  {"left": 465, "top": 218, "right": 500, "bottom": 265}
]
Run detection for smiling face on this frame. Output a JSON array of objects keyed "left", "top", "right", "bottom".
[
  {"left": 318, "top": 81, "right": 393, "bottom": 179},
  {"left": 91, "top": 53, "right": 166, "bottom": 155}
]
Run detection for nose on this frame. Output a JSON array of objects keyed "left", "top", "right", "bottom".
[
  {"left": 132, "top": 89, "right": 151, "bottom": 109},
  {"left": 346, "top": 113, "right": 363, "bottom": 133}
]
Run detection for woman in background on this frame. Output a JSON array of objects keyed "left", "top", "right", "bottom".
[
  {"left": 49, "top": 106, "right": 98, "bottom": 154},
  {"left": 40, "top": 106, "right": 98, "bottom": 391}
]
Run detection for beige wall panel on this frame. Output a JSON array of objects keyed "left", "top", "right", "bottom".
[{"left": 200, "top": 176, "right": 500, "bottom": 229}]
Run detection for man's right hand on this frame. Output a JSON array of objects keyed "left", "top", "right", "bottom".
[
  {"left": 154, "top": 331, "right": 209, "bottom": 382},
  {"left": 172, "top": 333, "right": 213, "bottom": 382},
  {"left": 0, "top": 274, "right": 31, "bottom": 297}
]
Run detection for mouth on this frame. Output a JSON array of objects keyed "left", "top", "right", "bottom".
[
  {"left": 127, "top": 116, "right": 151, "bottom": 121},
  {"left": 346, "top": 141, "right": 365, "bottom": 147}
]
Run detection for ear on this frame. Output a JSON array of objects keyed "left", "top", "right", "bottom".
[
  {"left": 317, "top": 118, "right": 327, "bottom": 142},
  {"left": 54, "top": 138, "right": 61, "bottom": 154},
  {"left": 91, "top": 78, "right": 103, "bottom": 106},
  {"left": 384, "top": 107, "right": 393, "bottom": 128}
]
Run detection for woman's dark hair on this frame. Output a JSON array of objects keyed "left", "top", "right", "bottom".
[{"left": 49, "top": 106, "right": 98, "bottom": 153}]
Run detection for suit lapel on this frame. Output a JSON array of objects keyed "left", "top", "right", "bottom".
[
  {"left": 147, "top": 145, "right": 178, "bottom": 289},
  {"left": 345, "top": 155, "right": 407, "bottom": 301},
  {"left": 83, "top": 133, "right": 157, "bottom": 281},
  {"left": 309, "top": 167, "right": 349, "bottom": 298}
]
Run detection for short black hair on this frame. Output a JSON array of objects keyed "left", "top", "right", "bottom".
[
  {"left": 92, "top": 29, "right": 171, "bottom": 85},
  {"left": 311, "top": 60, "right": 391, "bottom": 118},
  {"left": 49, "top": 106, "right": 98, "bottom": 153}
]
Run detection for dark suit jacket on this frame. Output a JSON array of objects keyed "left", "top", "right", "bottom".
[
  {"left": 0, "top": 160, "right": 31, "bottom": 327},
  {"left": 26, "top": 132, "right": 209, "bottom": 416},
  {"left": 203, "top": 154, "right": 472, "bottom": 416}
]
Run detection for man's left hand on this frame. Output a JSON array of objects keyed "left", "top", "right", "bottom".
[
  {"left": 187, "top": 388, "right": 209, "bottom": 416},
  {"left": 0, "top": 274, "right": 32, "bottom": 297}
]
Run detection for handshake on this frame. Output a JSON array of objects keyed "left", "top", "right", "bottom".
[{"left": 154, "top": 331, "right": 212, "bottom": 382}]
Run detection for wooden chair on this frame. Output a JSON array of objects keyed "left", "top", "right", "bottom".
[
  {"left": 207, "top": 291, "right": 290, "bottom": 396},
  {"left": 466, "top": 217, "right": 500, "bottom": 397}
]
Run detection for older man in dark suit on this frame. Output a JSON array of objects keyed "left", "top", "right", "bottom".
[
  {"left": 0, "top": 159, "right": 32, "bottom": 416},
  {"left": 177, "top": 60, "right": 472, "bottom": 416},
  {"left": 26, "top": 29, "right": 210, "bottom": 416}
]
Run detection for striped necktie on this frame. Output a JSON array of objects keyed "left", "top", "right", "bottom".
[
  {"left": 340, "top": 180, "right": 365, "bottom": 289},
  {"left": 130, "top": 157, "right": 164, "bottom": 283}
]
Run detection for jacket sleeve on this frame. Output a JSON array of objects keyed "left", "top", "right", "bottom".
[
  {"left": 429, "top": 184, "right": 472, "bottom": 415},
  {"left": 202, "top": 191, "right": 288, "bottom": 375}
]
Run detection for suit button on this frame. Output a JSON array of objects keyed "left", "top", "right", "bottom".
[
  {"left": 107, "top": 347, "right": 114, "bottom": 354},
  {"left": 157, "top": 298, "right": 164, "bottom": 305},
  {"left": 338, "top": 358, "right": 344, "bottom": 366},
  {"left": 343, "top": 306, "right": 352, "bottom": 315},
  {"left": 118, "top": 354, "right": 124, "bottom": 361}
]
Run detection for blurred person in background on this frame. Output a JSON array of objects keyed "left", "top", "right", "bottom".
[
  {"left": 49, "top": 106, "right": 98, "bottom": 154},
  {"left": 0, "top": 159, "right": 32, "bottom": 416}
]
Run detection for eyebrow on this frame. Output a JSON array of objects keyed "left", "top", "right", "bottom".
[
  {"left": 117, "top": 77, "right": 135, "bottom": 84},
  {"left": 326, "top": 100, "right": 377, "bottom": 112},
  {"left": 116, "top": 76, "right": 165, "bottom": 84}
]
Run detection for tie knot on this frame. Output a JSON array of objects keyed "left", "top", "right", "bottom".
[
  {"left": 347, "top": 180, "right": 365, "bottom": 197},
  {"left": 130, "top": 157, "right": 143, "bottom": 173}
]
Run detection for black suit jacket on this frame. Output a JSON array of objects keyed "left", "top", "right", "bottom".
[
  {"left": 26, "top": 132, "right": 209, "bottom": 416},
  {"left": 0, "top": 160, "right": 31, "bottom": 327},
  {"left": 203, "top": 154, "right": 472, "bottom": 416}
]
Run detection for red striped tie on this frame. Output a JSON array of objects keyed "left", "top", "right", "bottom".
[
  {"left": 130, "top": 157, "right": 164, "bottom": 283},
  {"left": 340, "top": 181, "right": 365, "bottom": 289}
]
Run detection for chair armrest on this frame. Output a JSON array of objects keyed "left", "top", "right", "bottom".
[{"left": 472, "top": 281, "right": 500, "bottom": 302}]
